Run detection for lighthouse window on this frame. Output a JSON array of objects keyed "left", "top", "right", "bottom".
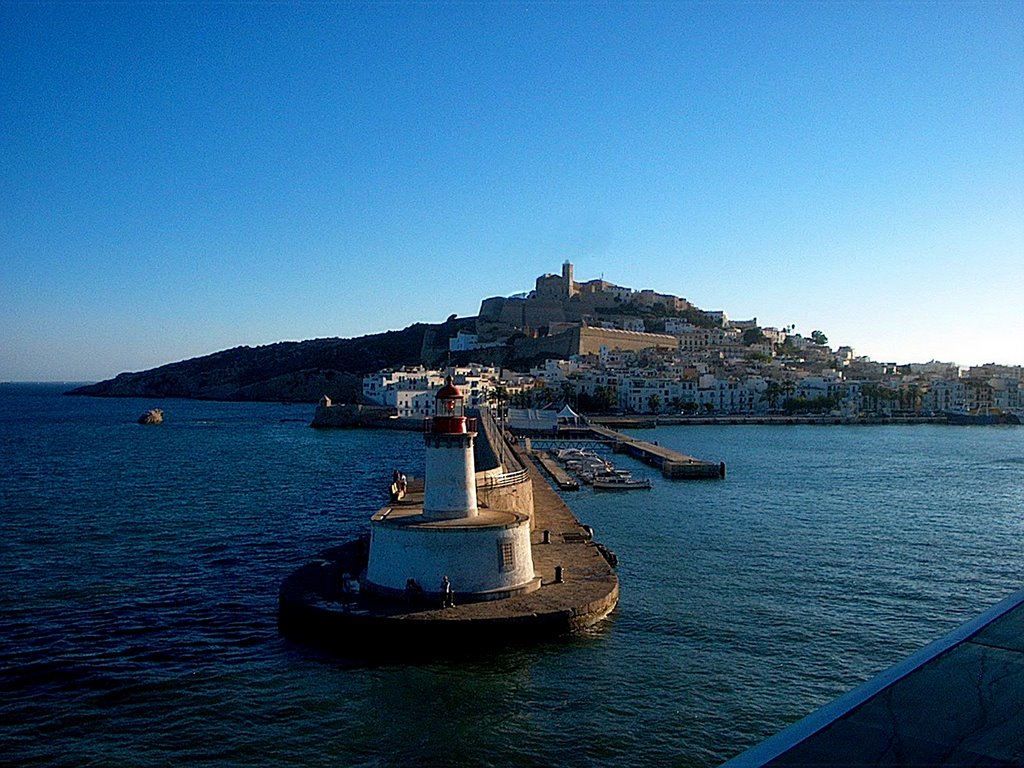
[{"left": 498, "top": 540, "right": 515, "bottom": 571}]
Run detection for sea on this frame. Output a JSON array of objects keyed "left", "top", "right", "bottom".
[{"left": 2, "top": 382, "right": 1023, "bottom": 767}]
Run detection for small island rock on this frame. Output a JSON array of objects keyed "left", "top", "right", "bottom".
[{"left": 138, "top": 408, "right": 164, "bottom": 425}]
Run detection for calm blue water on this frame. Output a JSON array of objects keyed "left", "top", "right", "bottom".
[{"left": 2, "top": 384, "right": 1023, "bottom": 766}]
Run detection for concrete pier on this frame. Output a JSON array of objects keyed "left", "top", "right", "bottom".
[
  {"left": 723, "top": 587, "right": 1024, "bottom": 766},
  {"left": 589, "top": 424, "right": 725, "bottom": 479},
  {"left": 533, "top": 448, "right": 580, "bottom": 490}
]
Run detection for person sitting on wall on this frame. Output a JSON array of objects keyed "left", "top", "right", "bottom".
[{"left": 405, "top": 578, "right": 423, "bottom": 602}]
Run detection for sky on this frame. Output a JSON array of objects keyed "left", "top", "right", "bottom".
[{"left": 1, "top": 1, "right": 1022, "bottom": 381}]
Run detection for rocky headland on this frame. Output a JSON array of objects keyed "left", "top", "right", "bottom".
[{"left": 66, "top": 319, "right": 476, "bottom": 404}]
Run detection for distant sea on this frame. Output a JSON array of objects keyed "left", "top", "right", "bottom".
[{"left": 2, "top": 383, "right": 1023, "bottom": 767}]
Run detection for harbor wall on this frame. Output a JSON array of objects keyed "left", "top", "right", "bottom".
[{"left": 475, "top": 408, "right": 535, "bottom": 525}]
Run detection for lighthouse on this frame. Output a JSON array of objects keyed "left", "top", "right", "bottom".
[
  {"left": 363, "top": 377, "right": 539, "bottom": 603},
  {"left": 423, "top": 377, "right": 478, "bottom": 520}
]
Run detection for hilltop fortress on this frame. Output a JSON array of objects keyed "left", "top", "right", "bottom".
[
  {"left": 457, "top": 262, "right": 706, "bottom": 362},
  {"left": 477, "top": 262, "right": 693, "bottom": 341}
]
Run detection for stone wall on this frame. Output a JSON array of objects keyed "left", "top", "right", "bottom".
[
  {"left": 477, "top": 478, "right": 535, "bottom": 530},
  {"left": 310, "top": 403, "right": 397, "bottom": 428},
  {"left": 474, "top": 408, "right": 535, "bottom": 526},
  {"left": 576, "top": 326, "right": 678, "bottom": 355}
]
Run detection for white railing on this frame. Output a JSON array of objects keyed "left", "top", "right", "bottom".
[{"left": 477, "top": 468, "right": 529, "bottom": 489}]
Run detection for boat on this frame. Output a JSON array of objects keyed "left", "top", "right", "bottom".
[
  {"left": 592, "top": 471, "right": 651, "bottom": 491},
  {"left": 945, "top": 408, "right": 1021, "bottom": 426},
  {"left": 558, "top": 449, "right": 614, "bottom": 484}
]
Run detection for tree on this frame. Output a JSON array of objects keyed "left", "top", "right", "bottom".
[
  {"left": 559, "top": 380, "right": 576, "bottom": 408},
  {"left": 647, "top": 394, "right": 662, "bottom": 414},
  {"left": 595, "top": 385, "right": 617, "bottom": 412},
  {"left": 577, "top": 385, "right": 617, "bottom": 414},
  {"left": 765, "top": 381, "right": 784, "bottom": 410},
  {"left": 487, "top": 384, "right": 509, "bottom": 411},
  {"left": 742, "top": 327, "right": 767, "bottom": 346},
  {"left": 776, "top": 339, "right": 801, "bottom": 358},
  {"left": 811, "top": 330, "right": 828, "bottom": 346}
]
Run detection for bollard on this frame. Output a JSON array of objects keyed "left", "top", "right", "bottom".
[
  {"left": 542, "top": 529, "right": 550, "bottom": 544},
  {"left": 554, "top": 565, "right": 564, "bottom": 584}
]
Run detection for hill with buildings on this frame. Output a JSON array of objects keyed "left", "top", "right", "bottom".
[
  {"left": 66, "top": 261, "right": 1023, "bottom": 415},
  {"left": 62, "top": 262, "right": 844, "bottom": 404}
]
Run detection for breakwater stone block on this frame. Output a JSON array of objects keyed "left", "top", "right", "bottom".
[{"left": 310, "top": 403, "right": 396, "bottom": 428}]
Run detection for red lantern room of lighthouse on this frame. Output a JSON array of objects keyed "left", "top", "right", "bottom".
[
  {"left": 431, "top": 376, "right": 476, "bottom": 435},
  {"left": 422, "top": 376, "right": 479, "bottom": 520}
]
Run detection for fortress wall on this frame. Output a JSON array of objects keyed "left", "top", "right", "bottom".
[{"left": 577, "top": 326, "right": 678, "bottom": 356}]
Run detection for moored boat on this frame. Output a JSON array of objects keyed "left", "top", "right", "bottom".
[
  {"left": 592, "top": 471, "right": 651, "bottom": 491},
  {"left": 945, "top": 408, "right": 1021, "bottom": 425}
]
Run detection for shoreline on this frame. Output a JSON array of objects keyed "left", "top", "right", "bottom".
[{"left": 594, "top": 414, "right": 949, "bottom": 427}]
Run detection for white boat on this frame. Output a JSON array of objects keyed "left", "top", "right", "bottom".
[{"left": 592, "top": 471, "right": 651, "bottom": 491}]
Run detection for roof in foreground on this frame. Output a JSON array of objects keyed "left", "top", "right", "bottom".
[{"left": 723, "top": 587, "right": 1024, "bottom": 766}]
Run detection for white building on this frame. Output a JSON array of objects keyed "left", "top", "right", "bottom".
[
  {"left": 363, "top": 366, "right": 501, "bottom": 417},
  {"left": 922, "top": 379, "right": 965, "bottom": 413}
]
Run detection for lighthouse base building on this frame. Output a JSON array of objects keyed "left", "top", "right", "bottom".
[
  {"left": 363, "top": 507, "right": 538, "bottom": 601},
  {"left": 363, "top": 378, "right": 540, "bottom": 603}
]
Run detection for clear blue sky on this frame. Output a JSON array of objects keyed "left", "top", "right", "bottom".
[{"left": 2, "top": 1, "right": 1022, "bottom": 381}]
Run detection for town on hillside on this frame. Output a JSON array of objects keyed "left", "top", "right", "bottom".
[{"left": 364, "top": 263, "right": 1023, "bottom": 421}]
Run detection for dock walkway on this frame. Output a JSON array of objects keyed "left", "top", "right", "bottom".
[
  {"left": 532, "top": 448, "right": 580, "bottom": 490},
  {"left": 723, "top": 587, "right": 1024, "bottom": 766},
  {"left": 588, "top": 425, "right": 725, "bottom": 479}
]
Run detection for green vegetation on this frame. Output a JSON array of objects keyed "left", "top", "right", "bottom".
[
  {"left": 775, "top": 339, "right": 802, "bottom": 358},
  {"left": 742, "top": 327, "right": 767, "bottom": 346},
  {"left": 576, "top": 386, "right": 617, "bottom": 413}
]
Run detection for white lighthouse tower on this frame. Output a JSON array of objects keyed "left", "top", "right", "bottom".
[
  {"left": 363, "top": 377, "right": 539, "bottom": 603},
  {"left": 422, "top": 377, "right": 478, "bottom": 520}
]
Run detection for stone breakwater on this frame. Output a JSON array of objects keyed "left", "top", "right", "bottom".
[
  {"left": 278, "top": 448, "right": 619, "bottom": 655},
  {"left": 309, "top": 402, "right": 414, "bottom": 429}
]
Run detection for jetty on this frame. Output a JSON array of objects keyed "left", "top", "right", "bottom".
[
  {"left": 278, "top": 453, "right": 617, "bottom": 652},
  {"left": 524, "top": 421, "right": 724, "bottom": 481},
  {"left": 279, "top": 406, "right": 618, "bottom": 655},
  {"left": 589, "top": 424, "right": 725, "bottom": 479},
  {"left": 724, "top": 588, "right": 1024, "bottom": 766},
  {"left": 533, "top": 449, "right": 580, "bottom": 491}
]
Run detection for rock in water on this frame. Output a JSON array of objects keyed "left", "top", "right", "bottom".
[{"left": 138, "top": 409, "right": 164, "bottom": 425}]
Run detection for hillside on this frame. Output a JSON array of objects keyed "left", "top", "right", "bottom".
[{"left": 66, "top": 319, "right": 473, "bottom": 403}]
